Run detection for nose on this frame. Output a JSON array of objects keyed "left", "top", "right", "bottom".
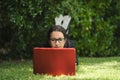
[
  {"left": 55, "top": 40, "right": 59, "bottom": 45},
  {"left": 55, "top": 41, "right": 60, "bottom": 46}
]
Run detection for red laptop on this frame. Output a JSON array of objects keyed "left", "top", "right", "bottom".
[{"left": 33, "top": 48, "right": 76, "bottom": 76}]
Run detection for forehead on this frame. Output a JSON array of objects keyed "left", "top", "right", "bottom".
[{"left": 50, "top": 31, "right": 64, "bottom": 38}]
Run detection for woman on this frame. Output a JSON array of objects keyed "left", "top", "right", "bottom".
[{"left": 44, "top": 25, "right": 78, "bottom": 65}]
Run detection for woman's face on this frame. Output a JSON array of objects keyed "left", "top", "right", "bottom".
[{"left": 50, "top": 31, "right": 66, "bottom": 48}]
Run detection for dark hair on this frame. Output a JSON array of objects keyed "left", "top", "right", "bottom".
[{"left": 47, "top": 25, "right": 67, "bottom": 40}]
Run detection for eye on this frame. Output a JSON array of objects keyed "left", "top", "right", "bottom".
[
  {"left": 50, "top": 38, "right": 56, "bottom": 41},
  {"left": 58, "top": 38, "right": 64, "bottom": 41},
  {"left": 50, "top": 38, "right": 65, "bottom": 43}
]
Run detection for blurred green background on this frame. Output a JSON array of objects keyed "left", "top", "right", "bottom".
[{"left": 0, "top": 0, "right": 120, "bottom": 59}]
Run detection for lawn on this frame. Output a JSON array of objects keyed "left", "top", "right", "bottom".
[{"left": 0, "top": 57, "right": 120, "bottom": 80}]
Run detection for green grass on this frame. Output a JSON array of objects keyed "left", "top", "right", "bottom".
[{"left": 0, "top": 57, "right": 120, "bottom": 80}]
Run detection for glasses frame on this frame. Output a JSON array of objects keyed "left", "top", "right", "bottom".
[{"left": 50, "top": 38, "right": 65, "bottom": 43}]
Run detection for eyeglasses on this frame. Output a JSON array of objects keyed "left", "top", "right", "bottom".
[{"left": 50, "top": 38, "right": 65, "bottom": 43}]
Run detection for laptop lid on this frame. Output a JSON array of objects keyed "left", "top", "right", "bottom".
[{"left": 33, "top": 48, "right": 76, "bottom": 76}]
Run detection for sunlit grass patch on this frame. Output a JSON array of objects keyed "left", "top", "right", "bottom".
[{"left": 0, "top": 57, "right": 120, "bottom": 80}]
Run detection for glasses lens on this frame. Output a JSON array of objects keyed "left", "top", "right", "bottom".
[
  {"left": 50, "top": 38, "right": 64, "bottom": 43},
  {"left": 58, "top": 38, "right": 64, "bottom": 42}
]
